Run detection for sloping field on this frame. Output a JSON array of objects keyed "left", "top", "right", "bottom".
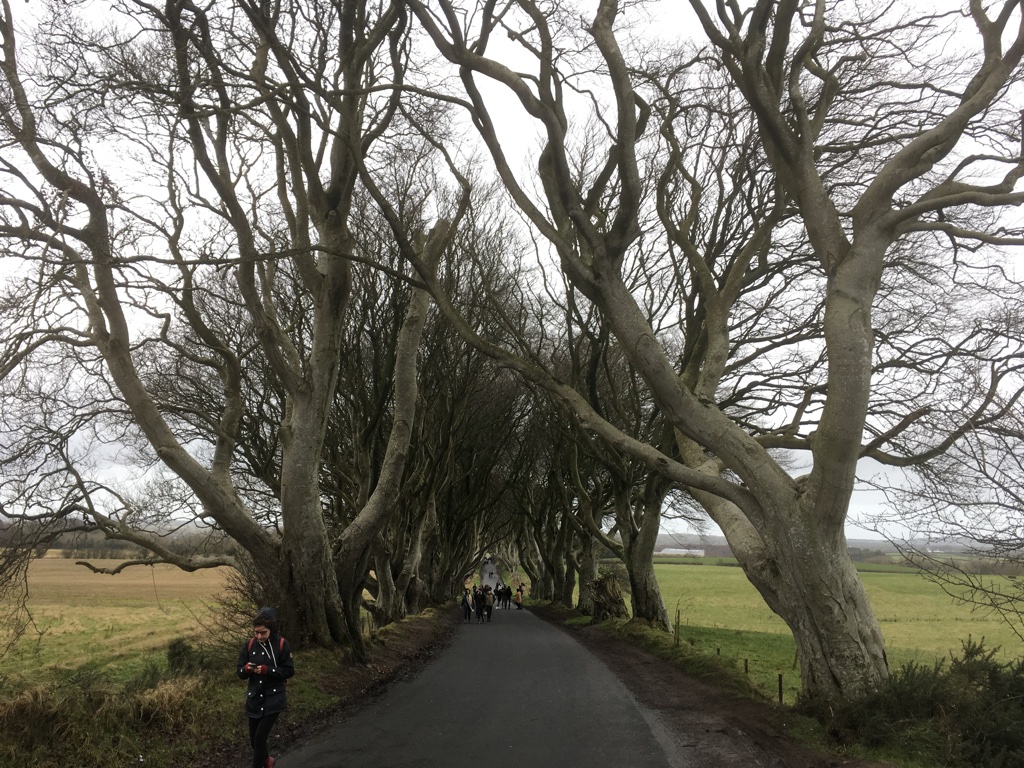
[
  {"left": 7, "top": 558, "right": 229, "bottom": 681},
  {"left": 27, "top": 556, "right": 227, "bottom": 602}
]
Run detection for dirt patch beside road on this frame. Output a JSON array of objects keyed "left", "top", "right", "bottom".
[{"left": 531, "top": 604, "right": 896, "bottom": 768}]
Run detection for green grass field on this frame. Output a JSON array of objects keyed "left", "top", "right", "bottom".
[
  {"left": 9, "top": 556, "right": 1023, "bottom": 708},
  {"left": 4, "top": 557, "right": 229, "bottom": 683},
  {"left": 0, "top": 557, "right": 443, "bottom": 768},
  {"left": 654, "top": 562, "right": 1024, "bottom": 703},
  {"left": 657, "top": 563, "right": 1021, "bottom": 657}
]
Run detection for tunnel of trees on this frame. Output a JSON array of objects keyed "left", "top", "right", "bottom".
[{"left": 3, "top": 0, "right": 1024, "bottom": 705}]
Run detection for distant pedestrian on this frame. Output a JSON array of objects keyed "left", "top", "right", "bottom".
[
  {"left": 515, "top": 585, "right": 524, "bottom": 610},
  {"left": 237, "top": 607, "right": 294, "bottom": 768},
  {"left": 461, "top": 588, "right": 473, "bottom": 623},
  {"left": 484, "top": 586, "right": 495, "bottom": 622},
  {"left": 475, "top": 586, "right": 486, "bottom": 623}
]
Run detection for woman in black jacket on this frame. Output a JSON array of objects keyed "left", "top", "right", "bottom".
[{"left": 237, "top": 607, "right": 294, "bottom": 768}]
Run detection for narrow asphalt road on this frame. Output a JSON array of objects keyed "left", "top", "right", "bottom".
[{"left": 275, "top": 607, "right": 684, "bottom": 768}]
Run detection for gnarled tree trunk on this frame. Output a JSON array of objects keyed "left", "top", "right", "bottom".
[
  {"left": 397, "top": 495, "right": 437, "bottom": 615},
  {"left": 576, "top": 534, "right": 599, "bottom": 615},
  {"left": 612, "top": 477, "right": 671, "bottom": 631},
  {"left": 727, "top": 498, "right": 887, "bottom": 701},
  {"left": 591, "top": 572, "right": 629, "bottom": 623}
]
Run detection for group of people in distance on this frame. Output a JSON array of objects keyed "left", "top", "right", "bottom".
[{"left": 461, "top": 582, "right": 525, "bottom": 623}]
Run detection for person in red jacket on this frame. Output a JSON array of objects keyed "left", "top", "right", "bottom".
[{"left": 237, "top": 607, "right": 294, "bottom": 768}]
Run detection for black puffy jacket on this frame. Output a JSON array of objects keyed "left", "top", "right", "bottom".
[{"left": 237, "top": 633, "right": 295, "bottom": 718}]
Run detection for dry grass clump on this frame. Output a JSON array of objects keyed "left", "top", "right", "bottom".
[
  {"left": 0, "top": 646, "right": 227, "bottom": 767},
  {"left": 124, "top": 675, "right": 207, "bottom": 727}
]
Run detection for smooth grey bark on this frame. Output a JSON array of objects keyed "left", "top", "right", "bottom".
[
  {"left": 517, "top": 528, "right": 548, "bottom": 600},
  {"left": 0, "top": 0, "right": 441, "bottom": 651},
  {"left": 539, "top": 506, "right": 570, "bottom": 603},
  {"left": 370, "top": 540, "right": 403, "bottom": 627},
  {"left": 565, "top": 436, "right": 670, "bottom": 630},
  {"left": 333, "top": 223, "right": 448, "bottom": 661},
  {"left": 611, "top": 478, "right": 670, "bottom": 631},
  {"left": 0, "top": 5, "right": 286, "bottom": 573},
  {"left": 398, "top": 494, "right": 437, "bottom": 615},
  {"left": 561, "top": 542, "right": 578, "bottom": 609},
  {"left": 367, "top": 497, "right": 436, "bottom": 629}
]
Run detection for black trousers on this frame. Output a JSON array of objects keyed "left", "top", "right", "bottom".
[{"left": 249, "top": 711, "right": 280, "bottom": 768}]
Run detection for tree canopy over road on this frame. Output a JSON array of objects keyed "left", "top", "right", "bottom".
[{"left": 2, "top": 0, "right": 1024, "bottom": 706}]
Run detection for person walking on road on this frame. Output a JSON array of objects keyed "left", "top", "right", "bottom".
[
  {"left": 515, "top": 585, "right": 524, "bottom": 610},
  {"left": 460, "top": 587, "right": 473, "bottom": 623},
  {"left": 237, "top": 607, "right": 295, "bottom": 768},
  {"left": 484, "top": 585, "right": 495, "bottom": 622},
  {"left": 474, "top": 586, "right": 486, "bottom": 623}
]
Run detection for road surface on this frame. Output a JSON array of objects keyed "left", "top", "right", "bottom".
[{"left": 275, "top": 606, "right": 685, "bottom": 768}]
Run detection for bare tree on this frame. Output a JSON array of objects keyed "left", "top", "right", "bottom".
[
  {"left": 552, "top": 318, "right": 679, "bottom": 629},
  {"left": 870, "top": 387, "right": 1024, "bottom": 643},
  {"left": 0, "top": 0, "right": 459, "bottom": 658},
  {"left": 402, "top": 0, "right": 1024, "bottom": 703}
]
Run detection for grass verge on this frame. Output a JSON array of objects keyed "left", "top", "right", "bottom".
[{"left": 0, "top": 607, "right": 457, "bottom": 768}]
